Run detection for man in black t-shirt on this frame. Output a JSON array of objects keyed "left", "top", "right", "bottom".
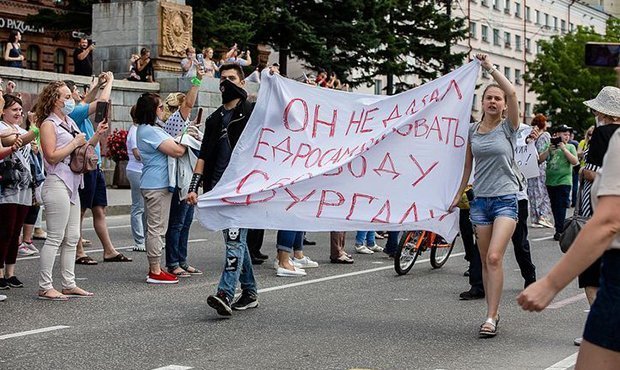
[{"left": 73, "top": 38, "right": 94, "bottom": 76}]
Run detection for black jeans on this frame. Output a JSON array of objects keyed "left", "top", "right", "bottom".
[
  {"left": 247, "top": 229, "right": 265, "bottom": 257},
  {"left": 547, "top": 185, "right": 571, "bottom": 235},
  {"left": 460, "top": 208, "right": 483, "bottom": 292}
]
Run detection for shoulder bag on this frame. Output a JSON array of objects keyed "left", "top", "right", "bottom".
[
  {"left": 559, "top": 179, "right": 589, "bottom": 253},
  {"left": 59, "top": 123, "right": 98, "bottom": 174}
]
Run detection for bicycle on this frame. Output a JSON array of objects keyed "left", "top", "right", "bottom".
[{"left": 394, "top": 230, "right": 456, "bottom": 275}]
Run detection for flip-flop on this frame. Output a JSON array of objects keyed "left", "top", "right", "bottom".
[
  {"left": 75, "top": 256, "right": 98, "bottom": 265},
  {"left": 38, "top": 290, "right": 68, "bottom": 301},
  {"left": 103, "top": 253, "right": 133, "bottom": 262},
  {"left": 182, "top": 266, "right": 203, "bottom": 275},
  {"left": 61, "top": 289, "right": 94, "bottom": 298},
  {"left": 168, "top": 269, "right": 191, "bottom": 278}
]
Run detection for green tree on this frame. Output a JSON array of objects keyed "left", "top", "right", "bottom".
[
  {"left": 525, "top": 19, "right": 620, "bottom": 133},
  {"left": 367, "top": 0, "right": 468, "bottom": 94}
]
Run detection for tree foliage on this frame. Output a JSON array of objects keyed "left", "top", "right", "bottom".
[{"left": 525, "top": 19, "right": 620, "bottom": 133}]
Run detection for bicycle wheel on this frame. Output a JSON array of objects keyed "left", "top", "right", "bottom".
[
  {"left": 429, "top": 236, "right": 455, "bottom": 269},
  {"left": 394, "top": 231, "right": 425, "bottom": 275}
]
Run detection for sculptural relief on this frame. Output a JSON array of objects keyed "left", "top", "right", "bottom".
[{"left": 161, "top": 3, "right": 192, "bottom": 58}]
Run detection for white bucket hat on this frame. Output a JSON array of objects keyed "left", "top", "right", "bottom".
[{"left": 583, "top": 86, "right": 620, "bottom": 118}]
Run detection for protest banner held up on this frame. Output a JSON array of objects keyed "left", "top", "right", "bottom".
[{"left": 196, "top": 61, "right": 480, "bottom": 242}]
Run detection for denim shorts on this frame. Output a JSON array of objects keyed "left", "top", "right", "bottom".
[
  {"left": 583, "top": 250, "right": 620, "bottom": 352},
  {"left": 469, "top": 194, "right": 518, "bottom": 226}
]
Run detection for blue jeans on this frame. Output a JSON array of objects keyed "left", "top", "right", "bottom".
[
  {"left": 126, "top": 169, "right": 145, "bottom": 247},
  {"left": 384, "top": 231, "right": 401, "bottom": 256},
  {"left": 355, "top": 231, "right": 376, "bottom": 246},
  {"left": 546, "top": 185, "right": 571, "bottom": 235},
  {"left": 217, "top": 228, "right": 257, "bottom": 300},
  {"left": 469, "top": 194, "right": 519, "bottom": 226},
  {"left": 165, "top": 187, "right": 194, "bottom": 269},
  {"left": 276, "top": 230, "right": 304, "bottom": 253}
]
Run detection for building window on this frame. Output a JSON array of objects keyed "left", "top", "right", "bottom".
[
  {"left": 481, "top": 25, "right": 489, "bottom": 42},
  {"left": 537, "top": 42, "right": 542, "bottom": 54},
  {"left": 504, "top": 66, "right": 511, "bottom": 80},
  {"left": 553, "top": 16, "right": 558, "bottom": 30},
  {"left": 26, "top": 45, "right": 40, "bottom": 70},
  {"left": 493, "top": 0, "right": 500, "bottom": 10},
  {"left": 515, "top": 2, "right": 521, "bottom": 18},
  {"left": 515, "top": 68, "right": 522, "bottom": 85},
  {"left": 493, "top": 29, "right": 500, "bottom": 45},
  {"left": 561, "top": 20, "right": 566, "bottom": 33},
  {"left": 470, "top": 22, "right": 477, "bottom": 39},
  {"left": 526, "top": 38, "right": 531, "bottom": 53},
  {"left": 54, "top": 49, "right": 67, "bottom": 73},
  {"left": 525, "top": 6, "right": 531, "bottom": 22},
  {"left": 504, "top": 32, "right": 511, "bottom": 48},
  {"left": 482, "top": 0, "right": 489, "bottom": 7},
  {"left": 374, "top": 79, "right": 383, "bottom": 95},
  {"left": 570, "top": 22, "right": 574, "bottom": 32},
  {"left": 544, "top": 13, "right": 549, "bottom": 28},
  {"left": 515, "top": 34, "right": 522, "bottom": 51},
  {"left": 535, "top": 10, "right": 540, "bottom": 24},
  {"left": 525, "top": 103, "right": 532, "bottom": 117},
  {"left": 504, "top": 0, "right": 511, "bottom": 14}
]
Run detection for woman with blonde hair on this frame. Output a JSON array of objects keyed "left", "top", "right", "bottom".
[
  {"left": 452, "top": 54, "right": 522, "bottom": 338},
  {"left": 201, "top": 47, "right": 220, "bottom": 78},
  {"left": 36, "top": 80, "right": 105, "bottom": 300}
]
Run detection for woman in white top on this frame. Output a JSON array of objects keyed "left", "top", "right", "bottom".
[
  {"left": 519, "top": 87, "right": 620, "bottom": 369},
  {"left": 126, "top": 105, "right": 145, "bottom": 252}
]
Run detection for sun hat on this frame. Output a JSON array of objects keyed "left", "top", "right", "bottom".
[{"left": 583, "top": 86, "right": 620, "bottom": 117}]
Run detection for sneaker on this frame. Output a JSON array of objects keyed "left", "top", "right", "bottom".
[
  {"left": 207, "top": 291, "right": 232, "bottom": 316},
  {"left": 276, "top": 266, "right": 307, "bottom": 277},
  {"left": 0, "top": 294, "right": 6, "bottom": 302},
  {"left": 0, "top": 278, "right": 8, "bottom": 290},
  {"left": 23, "top": 241, "right": 39, "bottom": 253},
  {"left": 273, "top": 258, "right": 304, "bottom": 270},
  {"left": 6, "top": 276, "right": 23, "bottom": 288},
  {"left": 539, "top": 218, "right": 554, "bottom": 229},
  {"left": 530, "top": 223, "right": 544, "bottom": 228},
  {"left": 231, "top": 293, "right": 259, "bottom": 311},
  {"left": 459, "top": 289, "right": 485, "bottom": 300},
  {"left": 573, "top": 337, "right": 582, "bottom": 346},
  {"left": 292, "top": 256, "right": 319, "bottom": 268},
  {"left": 553, "top": 233, "right": 561, "bottom": 241},
  {"left": 367, "top": 244, "right": 384, "bottom": 253},
  {"left": 146, "top": 271, "right": 179, "bottom": 284},
  {"left": 133, "top": 244, "right": 146, "bottom": 252},
  {"left": 355, "top": 244, "right": 374, "bottom": 254},
  {"left": 18, "top": 243, "right": 37, "bottom": 256}
]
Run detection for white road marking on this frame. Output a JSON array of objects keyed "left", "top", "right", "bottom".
[
  {"left": 532, "top": 235, "right": 554, "bottom": 241},
  {"left": 547, "top": 293, "right": 586, "bottom": 309},
  {"left": 257, "top": 253, "right": 465, "bottom": 294},
  {"left": 151, "top": 366, "right": 193, "bottom": 370},
  {"left": 544, "top": 352, "right": 578, "bottom": 370},
  {"left": 0, "top": 325, "right": 70, "bottom": 340}
]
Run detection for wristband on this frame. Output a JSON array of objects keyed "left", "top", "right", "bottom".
[
  {"left": 190, "top": 77, "right": 202, "bottom": 87},
  {"left": 188, "top": 173, "right": 203, "bottom": 194},
  {"left": 485, "top": 67, "right": 496, "bottom": 74}
]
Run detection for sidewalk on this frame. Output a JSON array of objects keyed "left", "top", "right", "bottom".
[{"left": 82, "top": 188, "right": 132, "bottom": 218}]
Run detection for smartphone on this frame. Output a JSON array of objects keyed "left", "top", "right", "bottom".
[
  {"left": 196, "top": 107, "right": 203, "bottom": 124},
  {"left": 550, "top": 136, "right": 562, "bottom": 146},
  {"left": 585, "top": 42, "right": 620, "bottom": 67},
  {"left": 94, "top": 101, "right": 109, "bottom": 124},
  {"left": 196, "top": 53, "right": 205, "bottom": 65}
]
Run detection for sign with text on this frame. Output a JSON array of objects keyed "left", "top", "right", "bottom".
[
  {"left": 196, "top": 61, "right": 480, "bottom": 242},
  {"left": 515, "top": 126, "right": 540, "bottom": 179}
]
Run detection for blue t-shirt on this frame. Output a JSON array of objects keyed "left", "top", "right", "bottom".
[
  {"left": 69, "top": 103, "right": 102, "bottom": 165},
  {"left": 137, "top": 124, "right": 173, "bottom": 189}
]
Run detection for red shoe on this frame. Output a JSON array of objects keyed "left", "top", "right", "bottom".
[{"left": 146, "top": 271, "right": 179, "bottom": 284}]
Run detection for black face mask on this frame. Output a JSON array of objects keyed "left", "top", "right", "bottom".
[{"left": 220, "top": 79, "right": 247, "bottom": 104}]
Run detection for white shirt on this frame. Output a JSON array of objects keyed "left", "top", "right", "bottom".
[{"left": 126, "top": 124, "right": 143, "bottom": 173}]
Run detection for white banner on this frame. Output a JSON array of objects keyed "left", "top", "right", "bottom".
[
  {"left": 196, "top": 61, "right": 480, "bottom": 242},
  {"left": 515, "top": 126, "right": 540, "bottom": 179}
]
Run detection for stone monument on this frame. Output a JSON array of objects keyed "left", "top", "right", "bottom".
[{"left": 92, "top": 0, "right": 192, "bottom": 78}]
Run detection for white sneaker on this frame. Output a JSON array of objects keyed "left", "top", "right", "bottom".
[
  {"left": 273, "top": 258, "right": 304, "bottom": 269},
  {"left": 276, "top": 266, "right": 307, "bottom": 277},
  {"left": 293, "top": 256, "right": 319, "bottom": 268},
  {"left": 18, "top": 243, "right": 36, "bottom": 256},
  {"left": 0, "top": 294, "right": 6, "bottom": 302},
  {"left": 355, "top": 245, "right": 374, "bottom": 254},
  {"left": 368, "top": 244, "right": 384, "bottom": 253},
  {"left": 23, "top": 241, "right": 39, "bottom": 253}
]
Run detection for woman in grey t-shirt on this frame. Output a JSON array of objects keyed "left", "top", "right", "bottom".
[{"left": 452, "top": 54, "right": 521, "bottom": 338}]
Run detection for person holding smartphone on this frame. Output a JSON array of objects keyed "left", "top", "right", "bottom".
[
  {"left": 73, "top": 38, "right": 94, "bottom": 76},
  {"left": 539, "top": 125, "right": 579, "bottom": 240}
]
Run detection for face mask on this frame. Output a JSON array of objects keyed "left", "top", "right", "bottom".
[
  {"left": 220, "top": 79, "right": 247, "bottom": 104},
  {"left": 595, "top": 116, "right": 604, "bottom": 127},
  {"left": 61, "top": 98, "right": 75, "bottom": 115}
]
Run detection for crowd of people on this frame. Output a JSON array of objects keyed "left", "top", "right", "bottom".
[{"left": 1, "top": 46, "right": 619, "bottom": 367}]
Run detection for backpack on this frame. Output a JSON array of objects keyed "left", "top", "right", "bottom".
[{"left": 60, "top": 123, "right": 98, "bottom": 174}]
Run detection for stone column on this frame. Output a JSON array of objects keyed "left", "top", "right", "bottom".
[{"left": 92, "top": 0, "right": 192, "bottom": 79}]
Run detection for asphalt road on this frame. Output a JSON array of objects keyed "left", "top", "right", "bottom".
[{"left": 0, "top": 215, "right": 586, "bottom": 370}]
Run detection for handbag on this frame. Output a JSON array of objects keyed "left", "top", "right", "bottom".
[
  {"left": 559, "top": 180, "right": 589, "bottom": 253},
  {"left": 59, "top": 123, "right": 98, "bottom": 174}
]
